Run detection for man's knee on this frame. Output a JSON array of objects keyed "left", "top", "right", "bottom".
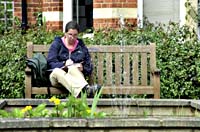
[
  {"left": 51, "top": 68, "right": 66, "bottom": 76},
  {"left": 50, "top": 68, "right": 63, "bottom": 85}
]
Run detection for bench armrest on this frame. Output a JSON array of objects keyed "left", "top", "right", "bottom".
[
  {"left": 25, "top": 67, "right": 32, "bottom": 75},
  {"left": 151, "top": 68, "right": 160, "bottom": 76}
]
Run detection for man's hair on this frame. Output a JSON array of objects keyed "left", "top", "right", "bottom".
[{"left": 65, "top": 21, "right": 80, "bottom": 33}]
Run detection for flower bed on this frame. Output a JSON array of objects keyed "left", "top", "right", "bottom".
[{"left": 0, "top": 99, "right": 200, "bottom": 132}]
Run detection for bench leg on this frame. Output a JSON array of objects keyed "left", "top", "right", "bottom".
[
  {"left": 153, "top": 75, "right": 160, "bottom": 99},
  {"left": 25, "top": 75, "right": 32, "bottom": 98}
]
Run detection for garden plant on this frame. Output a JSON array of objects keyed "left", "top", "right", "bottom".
[
  {"left": 0, "top": 88, "right": 107, "bottom": 118},
  {"left": 0, "top": 18, "right": 200, "bottom": 99}
]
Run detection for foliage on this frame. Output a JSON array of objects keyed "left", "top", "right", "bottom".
[
  {"left": 80, "top": 21, "right": 200, "bottom": 99},
  {"left": 0, "top": 25, "right": 63, "bottom": 98},
  {"left": 0, "top": 91, "right": 107, "bottom": 118},
  {"left": 0, "top": 15, "right": 200, "bottom": 99}
]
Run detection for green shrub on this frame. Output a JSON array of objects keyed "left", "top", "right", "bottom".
[
  {"left": 0, "top": 21, "right": 200, "bottom": 99},
  {"left": 81, "top": 22, "right": 200, "bottom": 99},
  {"left": 0, "top": 91, "right": 106, "bottom": 118},
  {"left": 0, "top": 26, "right": 62, "bottom": 98}
]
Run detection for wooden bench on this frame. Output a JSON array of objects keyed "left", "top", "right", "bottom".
[{"left": 25, "top": 42, "right": 160, "bottom": 98}]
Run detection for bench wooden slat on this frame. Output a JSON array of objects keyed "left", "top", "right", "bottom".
[
  {"left": 115, "top": 53, "right": 121, "bottom": 85},
  {"left": 105, "top": 53, "right": 112, "bottom": 86},
  {"left": 25, "top": 42, "right": 160, "bottom": 98},
  {"left": 33, "top": 45, "right": 50, "bottom": 52},
  {"left": 32, "top": 87, "right": 66, "bottom": 94},
  {"left": 32, "top": 86, "right": 155, "bottom": 95},
  {"left": 88, "top": 45, "right": 152, "bottom": 53},
  {"left": 124, "top": 53, "right": 130, "bottom": 85},
  {"left": 97, "top": 52, "right": 104, "bottom": 85},
  {"left": 101, "top": 86, "right": 155, "bottom": 95},
  {"left": 141, "top": 53, "right": 147, "bottom": 85},
  {"left": 32, "top": 45, "right": 153, "bottom": 53},
  {"left": 89, "top": 53, "right": 96, "bottom": 84},
  {"left": 132, "top": 53, "right": 139, "bottom": 85}
]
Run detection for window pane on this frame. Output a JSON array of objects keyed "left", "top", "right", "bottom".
[
  {"left": 144, "top": 0, "right": 180, "bottom": 24},
  {"left": 0, "top": 0, "right": 14, "bottom": 30}
]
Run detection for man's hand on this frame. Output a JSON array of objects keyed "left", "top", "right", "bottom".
[{"left": 65, "top": 59, "right": 83, "bottom": 71}]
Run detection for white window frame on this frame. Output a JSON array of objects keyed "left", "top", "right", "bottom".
[
  {"left": 0, "top": 1, "right": 14, "bottom": 29},
  {"left": 137, "top": 0, "right": 186, "bottom": 27},
  {"left": 63, "top": 0, "right": 73, "bottom": 32}
]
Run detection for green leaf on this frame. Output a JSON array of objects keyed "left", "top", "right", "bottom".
[{"left": 90, "top": 87, "right": 103, "bottom": 118}]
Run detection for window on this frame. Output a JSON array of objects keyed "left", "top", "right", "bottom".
[
  {"left": 138, "top": 0, "right": 186, "bottom": 27},
  {"left": 143, "top": 0, "right": 180, "bottom": 24},
  {"left": 0, "top": 0, "right": 14, "bottom": 31},
  {"left": 73, "top": 0, "right": 93, "bottom": 32}
]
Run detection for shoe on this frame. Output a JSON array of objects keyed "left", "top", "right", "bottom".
[{"left": 85, "top": 84, "right": 101, "bottom": 98}]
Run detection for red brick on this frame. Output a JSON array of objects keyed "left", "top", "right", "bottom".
[
  {"left": 13, "top": 0, "right": 138, "bottom": 31},
  {"left": 95, "top": 0, "right": 104, "bottom": 3},
  {"left": 94, "top": 3, "right": 102, "bottom": 8},
  {"left": 93, "top": 18, "right": 137, "bottom": 29},
  {"left": 123, "top": 3, "right": 136, "bottom": 8}
]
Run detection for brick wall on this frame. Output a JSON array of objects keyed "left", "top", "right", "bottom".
[
  {"left": 14, "top": 0, "right": 41, "bottom": 26},
  {"left": 93, "top": 0, "right": 137, "bottom": 29},
  {"left": 14, "top": 0, "right": 63, "bottom": 31},
  {"left": 14, "top": 0, "right": 137, "bottom": 31},
  {"left": 42, "top": 0, "right": 63, "bottom": 31},
  {"left": 13, "top": 0, "right": 22, "bottom": 22}
]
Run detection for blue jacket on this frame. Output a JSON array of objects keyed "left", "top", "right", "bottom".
[{"left": 47, "top": 37, "right": 93, "bottom": 76}]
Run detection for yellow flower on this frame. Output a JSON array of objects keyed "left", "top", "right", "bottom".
[
  {"left": 21, "top": 108, "right": 26, "bottom": 113},
  {"left": 21, "top": 105, "right": 32, "bottom": 113},
  {"left": 49, "top": 96, "right": 56, "bottom": 102},
  {"left": 49, "top": 96, "right": 61, "bottom": 105},
  {"left": 86, "top": 109, "right": 91, "bottom": 114},
  {"left": 26, "top": 106, "right": 32, "bottom": 111},
  {"left": 54, "top": 99, "right": 60, "bottom": 105}
]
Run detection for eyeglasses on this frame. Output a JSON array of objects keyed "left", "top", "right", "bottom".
[{"left": 67, "top": 33, "right": 78, "bottom": 38}]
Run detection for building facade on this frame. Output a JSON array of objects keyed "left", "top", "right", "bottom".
[
  {"left": 12, "top": 0, "right": 198, "bottom": 32},
  {"left": 13, "top": 0, "right": 137, "bottom": 31}
]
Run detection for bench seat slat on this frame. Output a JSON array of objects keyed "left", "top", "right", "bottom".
[
  {"left": 32, "top": 87, "right": 66, "bottom": 94},
  {"left": 102, "top": 86, "right": 154, "bottom": 95},
  {"left": 32, "top": 86, "right": 154, "bottom": 95}
]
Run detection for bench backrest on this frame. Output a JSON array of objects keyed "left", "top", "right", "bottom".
[
  {"left": 27, "top": 42, "right": 160, "bottom": 98},
  {"left": 88, "top": 45, "right": 157, "bottom": 85}
]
